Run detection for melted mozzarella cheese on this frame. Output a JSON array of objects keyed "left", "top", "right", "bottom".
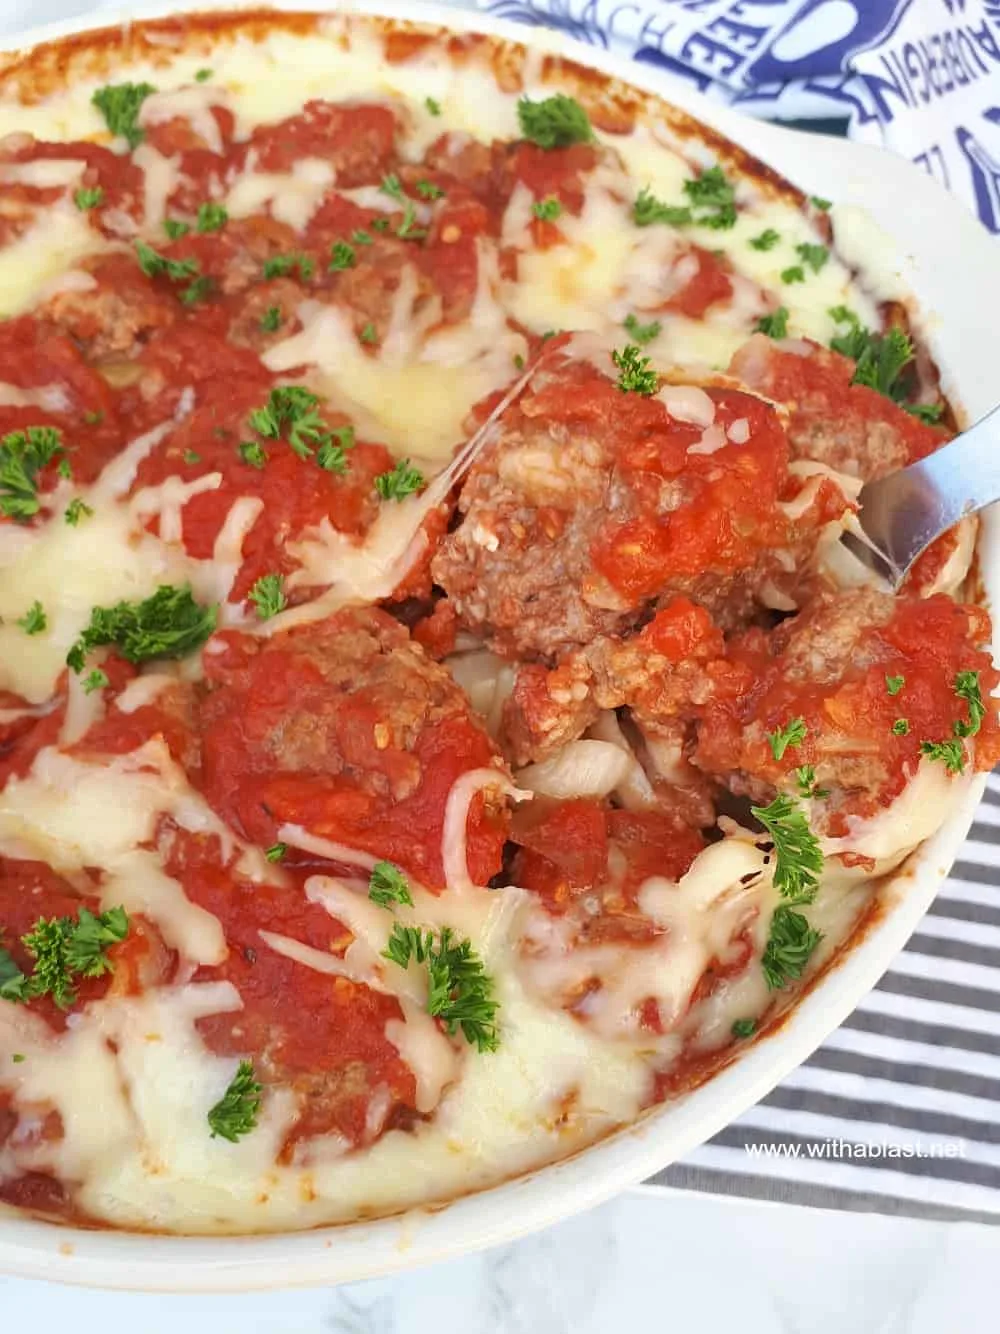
[
  {"left": 225, "top": 156, "right": 336, "bottom": 231},
  {"left": 0, "top": 200, "right": 101, "bottom": 317}
]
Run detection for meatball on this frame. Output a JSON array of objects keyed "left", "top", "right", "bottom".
[
  {"left": 693, "top": 588, "right": 1000, "bottom": 834},
  {"left": 432, "top": 339, "right": 851, "bottom": 663},
  {"left": 503, "top": 597, "right": 727, "bottom": 765},
  {"left": 198, "top": 607, "right": 511, "bottom": 889},
  {"left": 728, "top": 333, "right": 945, "bottom": 480}
]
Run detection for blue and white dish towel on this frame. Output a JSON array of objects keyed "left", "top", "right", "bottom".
[{"left": 478, "top": 0, "right": 1000, "bottom": 233}]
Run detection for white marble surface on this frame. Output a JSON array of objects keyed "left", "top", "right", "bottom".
[{"left": 0, "top": 1187, "right": 997, "bottom": 1331}]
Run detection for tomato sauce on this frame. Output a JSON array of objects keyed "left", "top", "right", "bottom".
[{"left": 162, "top": 828, "right": 418, "bottom": 1154}]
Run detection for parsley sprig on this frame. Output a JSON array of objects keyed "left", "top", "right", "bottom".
[
  {"left": 633, "top": 166, "right": 736, "bottom": 231},
  {"left": 0, "top": 426, "right": 63, "bottom": 521},
  {"left": 623, "top": 313, "right": 661, "bottom": 346},
  {"left": 383, "top": 923, "right": 499, "bottom": 1052},
  {"left": 208, "top": 1059, "right": 261, "bottom": 1142},
  {"left": 375, "top": 459, "right": 425, "bottom": 501},
  {"left": 249, "top": 573, "right": 287, "bottom": 621},
  {"left": 762, "top": 906, "right": 823, "bottom": 991},
  {"left": 0, "top": 906, "right": 129, "bottom": 1009},
  {"left": 368, "top": 861, "right": 414, "bottom": 910},
  {"left": 379, "top": 174, "right": 426, "bottom": 241},
  {"left": 919, "top": 670, "right": 989, "bottom": 774},
  {"left": 829, "top": 308, "right": 920, "bottom": 408},
  {"left": 67, "top": 585, "right": 216, "bottom": 673},
  {"left": 92, "top": 82, "right": 155, "bottom": 149},
  {"left": 612, "top": 344, "right": 657, "bottom": 395},
  {"left": 247, "top": 386, "right": 345, "bottom": 466},
  {"left": 751, "top": 793, "right": 823, "bottom": 904},
  {"left": 517, "top": 94, "right": 592, "bottom": 149},
  {"left": 756, "top": 307, "right": 789, "bottom": 339},
  {"left": 767, "top": 717, "right": 807, "bottom": 762}
]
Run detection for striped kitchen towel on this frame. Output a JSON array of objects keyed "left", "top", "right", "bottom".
[{"left": 651, "top": 771, "right": 1000, "bottom": 1224}]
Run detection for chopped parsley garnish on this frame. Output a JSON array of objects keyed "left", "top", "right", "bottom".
[
  {"left": 208, "top": 1059, "right": 261, "bottom": 1142},
  {"left": 265, "top": 842, "right": 287, "bottom": 863},
  {"left": 751, "top": 793, "right": 823, "bottom": 904},
  {"left": 749, "top": 228, "right": 780, "bottom": 251},
  {"left": 953, "top": 670, "right": 986, "bottom": 739},
  {"left": 65, "top": 497, "right": 93, "bottom": 526},
  {"left": 795, "top": 765, "right": 829, "bottom": 801},
  {"left": 178, "top": 275, "right": 214, "bottom": 307},
  {"left": 370, "top": 217, "right": 390, "bottom": 234},
  {"left": 623, "top": 313, "right": 661, "bottom": 346},
  {"left": 248, "top": 386, "right": 338, "bottom": 463},
  {"left": 17, "top": 601, "right": 46, "bottom": 635},
  {"left": 360, "top": 322, "right": 378, "bottom": 345},
  {"left": 66, "top": 585, "right": 216, "bottom": 673},
  {"left": 416, "top": 179, "right": 445, "bottom": 201},
  {"left": 634, "top": 166, "right": 735, "bottom": 230},
  {"left": 11, "top": 1054, "right": 24, "bottom": 1063},
  {"left": 164, "top": 218, "right": 191, "bottom": 240},
  {"left": 731, "top": 1018, "right": 757, "bottom": 1039},
  {"left": 383, "top": 923, "right": 499, "bottom": 1051},
  {"left": 612, "top": 344, "right": 657, "bottom": 396},
  {"left": 74, "top": 186, "right": 104, "bottom": 211},
  {"left": 892, "top": 719, "right": 910, "bottom": 736},
  {"left": 57, "top": 457, "right": 73, "bottom": 480},
  {"left": 249, "top": 573, "right": 286, "bottom": 621},
  {"left": 795, "top": 242, "right": 829, "bottom": 274},
  {"left": 810, "top": 195, "right": 832, "bottom": 211},
  {"left": 919, "top": 738, "right": 966, "bottom": 774},
  {"left": 756, "top": 306, "right": 789, "bottom": 339},
  {"left": 183, "top": 449, "right": 201, "bottom": 464},
  {"left": 196, "top": 201, "right": 228, "bottom": 233},
  {"left": 329, "top": 241, "right": 356, "bottom": 272},
  {"left": 828, "top": 304, "right": 859, "bottom": 328},
  {"left": 633, "top": 187, "right": 692, "bottom": 228},
  {"left": 425, "top": 96, "right": 442, "bottom": 116},
  {"left": 781, "top": 265, "right": 805, "bottom": 284},
  {"left": 351, "top": 228, "right": 373, "bottom": 246},
  {"left": 517, "top": 93, "right": 592, "bottom": 150},
  {"left": 135, "top": 241, "right": 206, "bottom": 304},
  {"left": 194, "top": 68, "right": 213, "bottom": 82},
  {"left": 82, "top": 669, "right": 109, "bottom": 695},
  {"left": 762, "top": 905, "right": 823, "bottom": 990},
  {"left": 829, "top": 309, "right": 917, "bottom": 406},
  {"left": 906, "top": 401, "right": 944, "bottom": 425},
  {"left": 767, "top": 717, "right": 806, "bottom": 762},
  {"left": 259, "top": 306, "right": 282, "bottom": 333},
  {"left": 513, "top": 353, "right": 525, "bottom": 370},
  {"left": 316, "top": 433, "right": 351, "bottom": 475},
  {"left": 379, "top": 174, "right": 426, "bottom": 241},
  {"left": 532, "top": 195, "right": 563, "bottom": 221},
  {"left": 0, "top": 948, "right": 27, "bottom": 1003},
  {"left": 238, "top": 440, "right": 268, "bottom": 469},
  {"left": 375, "top": 458, "right": 424, "bottom": 501},
  {"left": 1, "top": 906, "right": 129, "bottom": 1009},
  {"left": 92, "top": 82, "right": 156, "bottom": 149},
  {"left": 0, "top": 425, "right": 63, "bottom": 521},
  {"left": 262, "top": 252, "right": 314, "bottom": 281},
  {"left": 368, "top": 861, "right": 414, "bottom": 910},
  {"left": 885, "top": 674, "right": 905, "bottom": 696},
  {"left": 683, "top": 165, "right": 736, "bottom": 230}
]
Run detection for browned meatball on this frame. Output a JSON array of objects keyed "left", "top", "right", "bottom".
[
  {"left": 728, "top": 333, "right": 945, "bottom": 480},
  {"left": 198, "top": 606, "right": 510, "bottom": 889},
  {"left": 432, "top": 340, "right": 852, "bottom": 663}
]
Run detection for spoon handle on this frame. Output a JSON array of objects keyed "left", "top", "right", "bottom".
[{"left": 855, "top": 403, "right": 1000, "bottom": 581}]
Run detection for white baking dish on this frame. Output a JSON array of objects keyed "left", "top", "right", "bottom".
[{"left": 0, "top": 0, "right": 996, "bottom": 1291}]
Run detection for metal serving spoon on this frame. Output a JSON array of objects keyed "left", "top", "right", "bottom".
[{"left": 841, "top": 404, "right": 1000, "bottom": 588}]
